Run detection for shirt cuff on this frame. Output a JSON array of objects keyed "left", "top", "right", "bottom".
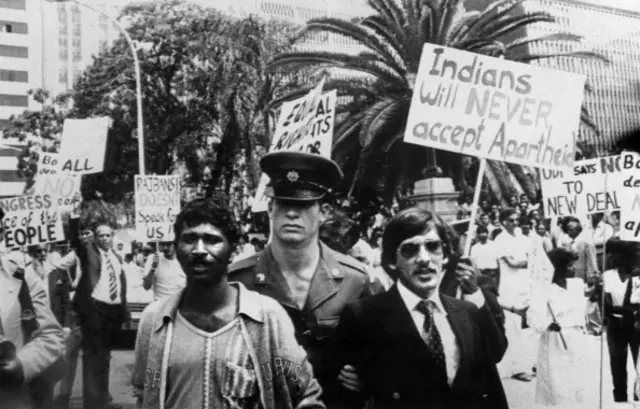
[{"left": 463, "top": 290, "right": 486, "bottom": 308}]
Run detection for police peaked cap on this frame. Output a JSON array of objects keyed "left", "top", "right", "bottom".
[{"left": 260, "top": 151, "right": 344, "bottom": 201}]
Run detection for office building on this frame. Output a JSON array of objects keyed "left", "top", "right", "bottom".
[
  {"left": 0, "top": 0, "right": 44, "bottom": 129},
  {"left": 42, "top": 1, "right": 122, "bottom": 97},
  {"left": 521, "top": 0, "right": 640, "bottom": 156}
]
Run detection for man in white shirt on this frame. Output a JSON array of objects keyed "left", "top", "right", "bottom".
[
  {"left": 142, "top": 242, "right": 185, "bottom": 301},
  {"left": 494, "top": 209, "right": 536, "bottom": 382},
  {"left": 332, "top": 207, "right": 508, "bottom": 409},
  {"left": 470, "top": 226, "right": 499, "bottom": 286}
]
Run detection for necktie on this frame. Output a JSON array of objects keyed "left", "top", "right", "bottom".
[
  {"left": 105, "top": 255, "right": 118, "bottom": 301},
  {"left": 416, "top": 300, "right": 447, "bottom": 375}
]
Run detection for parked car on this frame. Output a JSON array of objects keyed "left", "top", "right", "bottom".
[{"left": 115, "top": 262, "right": 153, "bottom": 349}]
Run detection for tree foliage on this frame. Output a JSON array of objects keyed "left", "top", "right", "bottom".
[{"left": 5, "top": 0, "right": 297, "bottom": 213}]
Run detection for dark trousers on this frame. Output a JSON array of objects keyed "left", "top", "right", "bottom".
[
  {"left": 80, "top": 300, "right": 123, "bottom": 409},
  {"left": 607, "top": 318, "right": 640, "bottom": 402}
]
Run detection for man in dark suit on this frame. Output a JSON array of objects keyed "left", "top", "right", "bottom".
[
  {"left": 332, "top": 207, "right": 508, "bottom": 409},
  {"left": 69, "top": 212, "right": 129, "bottom": 409}
]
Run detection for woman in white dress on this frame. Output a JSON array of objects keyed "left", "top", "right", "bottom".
[{"left": 528, "top": 247, "right": 587, "bottom": 407}]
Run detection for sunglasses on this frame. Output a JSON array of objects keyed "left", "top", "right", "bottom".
[{"left": 399, "top": 240, "right": 443, "bottom": 259}]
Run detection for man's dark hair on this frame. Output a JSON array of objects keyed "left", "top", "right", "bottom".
[
  {"left": 381, "top": 207, "right": 458, "bottom": 279},
  {"left": 548, "top": 247, "right": 577, "bottom": 282},
  {"left": 605, "top": 237, "right": 640, "bottom": 260},
  {"left": 173, "top": 198, "right": 241, "bottom": 252},
  {"left": 124, "top": 253, "right": 134, "bottom": 263},
  {"left": 561, "top": 216, "right": 582, "bottom": 235},
  {"left": 499, "top": 208, "right": 518, "bottom": 223},
  {"left": 0, "top": 208, "right": 4, "bottom": 221},
  {"left": 490, "top": 228, "right": 503, "bottom": 240},
  {"left": 476, "top": 226, "right": 489, "bottom": 235}
]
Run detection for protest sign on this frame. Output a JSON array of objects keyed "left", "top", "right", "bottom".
[
  {"left": 404, "top": 44, "right": 586, "bottom": 170},
  {"left": 252, "top": 85, "right": 336, "bottom": 213},
  {"left": 58, "top": 117, "right": 111, "bottom": 175},
  {"left": 0, "top": 194, "right": 64, "bottom": 248},
  {"left": 34, "top": 174, "right": 82, "bottom": 212},
  {"left": 540, "top": 155, "right": 626, "bottom": 218},
  {"left": 36, "top": 152, "right": 61, "bottom": 177},
  {"left": 135, "top": 175, "right": 181, "bottom": 242},
  {"left": 618, "top": 152, "right": 640, "bottom": 241}
]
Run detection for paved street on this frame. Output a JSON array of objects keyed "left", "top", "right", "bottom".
[{"left": 63, "top": 334, "right": 639, "bottom": 409}]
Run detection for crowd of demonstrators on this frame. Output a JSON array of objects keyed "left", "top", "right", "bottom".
[{"left": 127, "top": 151, "right": 511, "bottom": 409}]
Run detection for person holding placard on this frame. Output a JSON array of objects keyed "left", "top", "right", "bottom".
[
  {"left": 0, "top": 208, "right": 65, "bottom": 409},
  {"left": 68, "top": 211, "right": 130, "bottom": 409},
  {"left": 330, "top": 207, "right": 507, "bottom": 409},
  {"left": 229, "top": 151, "right": 375, "bottom": 408},
  {"left": 527, "top": 248, "right": 587, "bottom": 408},
  {"left": 142, "top": 242, "right": 185, "bottom": 301},
  {"left": 604, "top": 238, "right": 640, "bottom": 403}
]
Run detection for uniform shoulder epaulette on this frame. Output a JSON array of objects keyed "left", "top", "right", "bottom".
[
  {"left": 228, "top": 252, "right": 260, "bottom": 274},
  {"left": 333, "top": 251, "right": 368, "bottom": 276}
]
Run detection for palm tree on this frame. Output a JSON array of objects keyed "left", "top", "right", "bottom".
[{"left": 268, "top": 0, "right": 604, "bottom": 208}]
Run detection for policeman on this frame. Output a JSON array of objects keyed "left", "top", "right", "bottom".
[{"left": 229, "top": 151, "right": 373, "bottom": 407}]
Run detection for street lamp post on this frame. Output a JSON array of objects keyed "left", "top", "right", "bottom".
[{"left": 51, "top": 0, "right": 145, "bottom": 175}]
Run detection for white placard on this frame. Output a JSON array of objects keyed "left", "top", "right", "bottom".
[
  {"left": 58, "top": 117, "right": 111, "bottom": 175},
  {"left": 540, "top": 155, "right": 625, "bottom": 218},
  {"left": 252, "top": 87, "right": 336, "bottom": 213},
  {"left": 618, "top": 152, "right": 640, "bottom": 241},
  {"left": 0, "top": 194, "right": 64, "bottom": 248},
  {"left": 404, "top": 44, "right": 586, "bottom": 170},
  {"left": 135, "top": 175, "right": 181, "bottom": 242}
]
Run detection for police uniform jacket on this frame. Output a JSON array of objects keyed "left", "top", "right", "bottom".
[{"left": 229, "top": 241, "right": 373, "bottom": 403}]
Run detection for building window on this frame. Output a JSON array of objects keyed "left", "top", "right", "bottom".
[
  {"left": 0, "top": 44, "right": 28, "bottom": 59},
  {"left": 0, "top": 21, "right": 27, "bottom": 34},
  {"left": 72, "top": 50, "right": 81, "bottom": 61},
  {"left": 0, "top": 69, "right": 27, "bottom": 83},
  {"left": 58, "top": 69, "right": 68, "bottom": 85},
  {"left": 72, "top": 10, "right": 81, "bottom": 23},
  {"left": 0, "top": 0, "right": 26, "bottom": 10},
  {"left": 58, "top": 7, "right": 67, "bottom": 22},
  {"left": 59, "top": 46, "right": 68, "bottom": 61},
  {"left": 0, "top": 94, "right": 28, "bottom": 107},
  {"left": 99, "top": 40, "right": 108, "bottom": 53},
  {"left": 72, "top": 70, "right": 81, "bottom": 84}
]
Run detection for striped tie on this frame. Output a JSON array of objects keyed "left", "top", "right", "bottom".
[{"left": 105, "top": 256, "right": 118, "bottom": 301}]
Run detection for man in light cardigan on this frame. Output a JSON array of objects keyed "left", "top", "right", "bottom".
[{"left": 132, "top": 199, "right": 324, "bottom": 409}]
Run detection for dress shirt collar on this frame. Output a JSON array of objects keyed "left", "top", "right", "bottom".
[{"left": 397, "top": 280, "right": 446, "bottom": 316}]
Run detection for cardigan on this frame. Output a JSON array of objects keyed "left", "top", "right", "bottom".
[{"left": 131, "top": 282, "right": 325, "bottom": 409}]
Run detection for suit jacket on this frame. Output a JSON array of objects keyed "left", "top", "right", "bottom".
[
  {"left": 332, "top": 285, "right": 509, "bottom": 409},
  {"left": 0, "top": 256, "right": 65, "bottom": 409},
  {"left": 48, "top": 268, "right": 71, "bottom": 327},
  {"left": 69, "top": 218, "right": 128, "bottom": 319},
  {"left": 438, "top": 270, "right": 508, "bottom": 363}
]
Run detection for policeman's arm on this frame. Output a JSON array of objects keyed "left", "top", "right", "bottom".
[
  {"left": 17, "top": 269, "right": 65, "bottom": 382},
  {"left": 329, "top": 303, "right": 368, "bottom": 407},
  {"left": 68, "top": 216, "right": 89, "bottom": 262}
]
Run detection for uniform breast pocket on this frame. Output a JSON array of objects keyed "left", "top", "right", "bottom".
[
  {"left": 221, "top": 362, "right": 260, "bottom": 409},
  {"left": 315, "top": 316, "right": 340, "bottom": 340}
]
